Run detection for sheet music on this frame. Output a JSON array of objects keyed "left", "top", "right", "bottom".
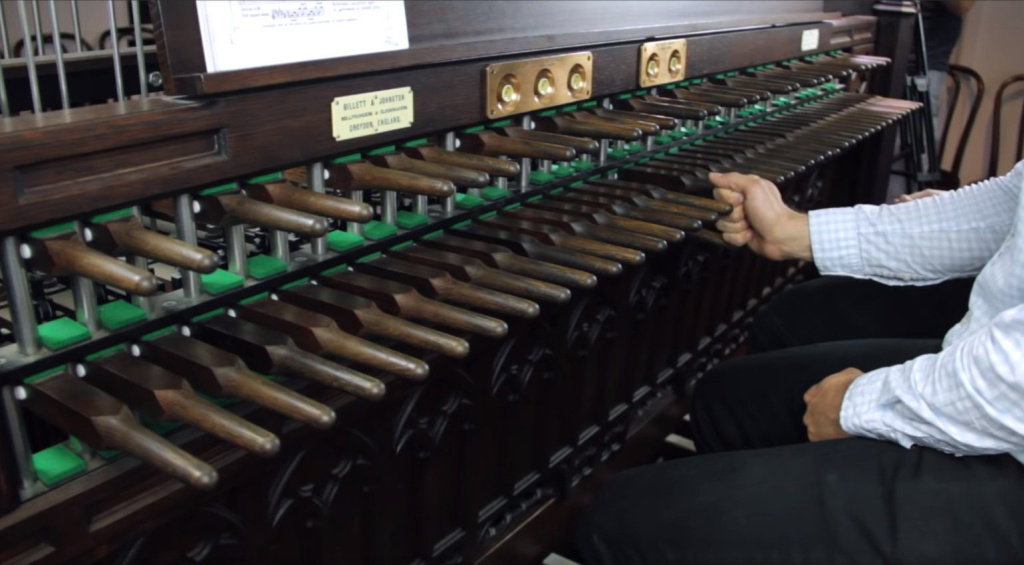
[{"left": 196, "top": 1, "right": 409, "bottom": 74}]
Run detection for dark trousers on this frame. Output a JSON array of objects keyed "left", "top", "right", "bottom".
[{"left": 576, "top": 276, "right": 1024, "bottom": 564}]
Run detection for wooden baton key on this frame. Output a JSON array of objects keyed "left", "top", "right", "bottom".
[
  {"left": 565, "top": 111, "right": 661, "bottom": 136},
  {"left": 418, "top": 233, "right": 597, "bottom": 289},
  {"left": 22, "top": 232, "right": 160, "bottom": 296},
  {"left": 286, "top": 161, "right": 456, "bottom": 198},
  {"left": 499, "top": 127, "right": 601, "bottom": 155},
  {"left": 568, "top": 183, "right": 721, "bottom": 223},
  {"left": 368, "top": 153, "right": 491, "bottom": 188},
  {"left": 386, "top": 244, "right": 572, "bottom": 304},
  {"left": 588, "top": 179, "right": 733, "bottom": 215},
  {"left": 353, "top": 256, "right": 541, "bottom": 319},
  {"left": 275, "top": 284, "right": 470, "bottom": 359},
  {"left": 193, "top": 191, "right": 329, "bottom": 237},
  {"left": 448, "top": 222, "right": 623, "bottom": 277},
  {"left": 141, "top": 333, "right": 336, "bottom": 430},
  {"left": 234, "top": 299, "right": 429, "bottom": 380},
  {"left": 587, "top": 107, "right": 681, "bottom": 130},
  {"left": 242, "top": 182, "right": 373, "bottom": 223},
  {"left": 402, "top": 146, "right": 521, "bottom": 178},
  {"left": 477, "top": 215, "right": 646, "bottom": 266},
  {"left": 186, "top": 314, "right": 386, "bottom": 400},
  {"left": 316, "top": 270, "right": 509, "bottom": 338},
  {"left": 23, "top": 371, "right": 219, "bottom": 489},
  {"left": 524, "top": 198, "right": 689, "bottom": 241},
  {"left": 88, "top": 352, "right": 281, "bottom": 456},
  {"left": 84, "top": 216, "right": 219, "bottom": 274},
  {"left": 457, "top": 129, "right": 577, "bottom": 161},
  {"left": 531, "top": 115, "right": 643, "bottom": 141},
  {"left": 500, "top": 207, "right": 668, "bottom": 253}
]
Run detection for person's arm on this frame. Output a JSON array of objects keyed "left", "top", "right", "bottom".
[
  {"left": 712, "top": 161, "right": 1022, "bottom": 285},
  {"left": 840, "top": 303, "right": 1024, "bottom": 456}
]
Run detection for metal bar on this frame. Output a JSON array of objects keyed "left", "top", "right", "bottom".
[
  {"left": 130, "top": 0, "right": 147, "bottom": 97},
  {"left": 1, "top": 236, "right": 39, "bottom": 355},
  {"left": 47, "top": 0, "right": 68, "bottom": 109},
  {"left": 71, "top": 221, "right": 98, "bottom": 332},
  {"left": 308, "top": 162, "right": 328, "bottom": 255},
  {"left": 270, "top": 230, "right": 290, "bottom": 263},
  {"left": 175, "top": 194, "right": 203, "bottom": 298},
  {"left": 106, "top": 0, "right": 124, "bottom": 101},
  {"left": 226, "top": 225, "right": 248, "bottom": 277},
  {"left": 0, "top": 51, "right": 9, "bottom": 116},
  {"left": 16, "top": 1, "right": 42, "bottom": 113},
  {"left": 347, "top": 191, "right": 365, "bottom": 236},
  {"left": 70, "top": 0, "right": 82, "bottom": 52},
  {"left": 381, "top": 191, "right": 397, "bottom": 225},
  {"left": 0, "top": 1, "right": 11, "bottom": 58},
  {"left": 518, "top": 115, "right": 532, "bottom": 191},
  {"left": 2, "top": 386, "right": 38, "bottom": 496},
  {"left": 442, "top": 132, "right": 456, "bottom": 213},
  {"left": 129, "top": 206, "right": 149, "bottom": 308},
  {"left": 413, "top": 195, "right": 428, "bottom": 216},
  {"left": 30, "top": 0, "right": 42, "bottom": 56}
]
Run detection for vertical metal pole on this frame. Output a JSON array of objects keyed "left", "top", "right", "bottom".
[
  {"left": 30, "top": 0, "right": 42, "bottom": 56},
  {"left": 270, "top": 230, "right": 290, "bottom": 263},
  {"left": 380, "top": 191, "right": 397, "bottom": 225},
  {"left": 71, "top": 221, "right": 98, "bottom": 332},
  {"left": 106, "top": 0, "right": 124, "bottom": 102},
  {"left": 442, "top": 132, "right": 457, "bottom": 213},
  {"left": 70, "top": 0, "right": 82, "bottom": 52},
  {"left": 16, "top": 1, "right": 42, "bottom": 113},
  {"left": 47, "top": 0, "right": 68, "bottom": 109},
  {"left": 0, "top": 52, "right": 10, "bottom": 116},
  {"left": 518, "top": 116, "right": 532, "bottom": 191},
  {"left": 0, "top": 1, "right": 11, "bottom": 58},
  {"left": 1, "top": 236, "right": 39, "bottom": 354},
  {"left": 308, "top": 162, "right": 328, "bottom": 255},
  {"left": 226, "top": 225, "right": 248, "bottom": 277},
  {"left": 130, "top": 0, "right": 147, "bottom": 97},
  {"left": 2, "top": 386, "right": 38, "bottom": 495},
  {"left": 175, "top": 194, "right": 203, "bottom": 298},
  {"left": 347, "top": 191, "right": 365, "bottom": 237},
  {"left": 129, "top": 206, "right": 148, "bottom": 308}
]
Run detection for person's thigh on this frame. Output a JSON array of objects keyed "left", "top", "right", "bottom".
[
  {"left": 691, "top": 338, "right": 941, "bottom": 453},
  {"left": 749, "top": 276, "right": 973, "bottom": 353},
  {"left": 575, "top": 438, "right": 1024, "bottom": 565}
]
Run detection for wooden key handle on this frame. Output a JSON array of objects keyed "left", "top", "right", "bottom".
[
  {"left": 270, "top": 346, "right": 386, "bottom": 400},
  {"left": 243, "top": 182, "right": 373, "bottom": 223},
  {"left": 24, "top": 372, "right": 219, "bottom": 490},
  {"left": 89, "top": 353, "right": 281, "bottom": 457},
  {"left": 24, "top": 233, "right": 160, "bottom": 296},
  {"left": 369, "top": 153, "right": 491, "bottom": 188},
  {"left": 533, "top": 115, "right": 643, "bottom": 140},
  {"left": 458, "top": 130, "right": 577, "bottom": 161},
  {"left": 195, "top": 192, "right": 329, "bottom": 237},
  {"left": 88, "top": 216, "right": 219, "bottom": 274},
  {"left": 501, "top": 127, "right": 600, "bottom": 155},
  {"left": 323, "top": 161, "right": 456, "bottom": 197},
  {"left": 404, "top": 146, "right": 521, "bottom": 177}
]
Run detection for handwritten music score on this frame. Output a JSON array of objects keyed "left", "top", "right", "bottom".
[{"left": 196, "top": 1, "right": 410, "bottom": 74}]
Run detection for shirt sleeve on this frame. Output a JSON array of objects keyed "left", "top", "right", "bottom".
[
  {"left": 840, "top": 302, "right": 1024, "bottom": 456},
  {"left": 807, "top": 162, "right": 1023, "bottom": 285}
]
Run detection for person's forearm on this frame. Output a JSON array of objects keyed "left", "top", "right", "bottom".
[{"left": 777, "top": 212, "right": 812, "bottom": 262}]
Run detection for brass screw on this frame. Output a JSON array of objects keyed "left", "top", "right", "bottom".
[
  {"left": 570, "top": 72, "right": 585, "bottom": 90},
  {"left": 669, "top": 55, "right": 682, "bottom": 73},
  {"left": 500, "top": 84, "right": 517, "bottom": 103},
  {"left": 646, "top": 58, "right": 660, "bottom": 77},
  {"left": 536, "top": 76, "right": 553, "bottom": 96}
]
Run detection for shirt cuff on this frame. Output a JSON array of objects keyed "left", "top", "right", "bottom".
[
  {"left": 808, "top": 208, "right": 863, "bottom": 275},
  {"left": 839, "top": 368, "right": 894, "bottom": 440}
]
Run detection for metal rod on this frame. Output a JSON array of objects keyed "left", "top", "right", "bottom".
[
  {"left": 130, "top": 0, "right": 147, "bottom": 97},
  {"left": 598, "top": 139, "right": 609, "bottom": 167},
  {"left": 129, "top": 206, "right": 148, "bottom": 308},
  {"left": 413, "top": 195, "right": 428, "bottom": 216},
  {"left": 381, "top": 190, "right": 397, "bottom": 225},
  {"left": 30, "top": 0, "right": 42, "bottom": 57},
  {"left": 518, "top": 115, "right": 532, "bottom": 191},
  {"left": 442, "top": 132, "right": 456, "bottom": 213},
  {"left": 106, "top": 0, "right": 124, "bottom": 102},
  {"left": 174, "top": 194, "right": 203, "bottom": 298},
  {"left": 2, "top": 386, "right": 38, "bottom": 496},
  {"left": 1, "top": 236, "right": 39, "bottom": 355},
  {"left": 47, "top": 0, "right": 68, "bottom": 109},
  {"left": 70, "top": 0, "right": 82, "bottom": 52},
  {"left": 347, "top": 191, "right": 365, "bottom": 236},
  {"left": 71, "top": 221, "right": 98, "bottom": 332},
  {"left": 0, "top": 51, "right": 10, "bottom": 116},
  {"left": 308, "top": 162, "right": 328, "bottom": 255},
  {"left": 0, "top": 1, "right": 11, "bottom": 58},
  {"left": 16, "top": 1, "right": 42, "bottom": 113},
  {"left": 270, "top": 230, "right": 290, "bottom": 263},
  {"left": 226, "top": 225, "right": 248, "bottom": 277}
]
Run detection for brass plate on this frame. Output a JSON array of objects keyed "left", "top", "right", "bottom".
[
  {"left": 485, "top": 52, "right": 593, "bottom": 119},
  {"left": 638, "top": 39, "right": 687, "bottom": 88}
]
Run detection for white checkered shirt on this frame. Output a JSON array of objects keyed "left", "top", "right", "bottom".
[{"left": 808, "top": 160, "right": 1024, "bottom": 461}]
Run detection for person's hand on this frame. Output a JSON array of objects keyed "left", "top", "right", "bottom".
[
  {"left": 803, "top": 367, "right": 863, "bottom": 442},
  {"left": 710, "top": 172, "right": 812, "bottom": 261},
  {"left": 894, "top": 189, "right": 944, "bottom": 204}
]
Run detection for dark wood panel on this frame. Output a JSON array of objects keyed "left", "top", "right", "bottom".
[{"left": 0, "top": 20, "right": 844, "bottom": 234}]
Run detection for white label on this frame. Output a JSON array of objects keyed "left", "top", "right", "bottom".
[
  {"left": 331, "top": 87, "right": 414, "bottom": 141},
  {"left": 801, "top": 29, "right": 820, "bottom": 52},
  {"left": 196, "top": 1, "right": 410, "bottom": 74}
]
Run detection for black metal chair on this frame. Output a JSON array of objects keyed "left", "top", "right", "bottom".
[
  {"left": 988, "top": 73, "right": 1024, "bottom": 178},
  {"left": 12, "top": 33, "right": 93, "bottom": 57},
  {"left": 937, "top": 64, "right": 984, "bottom": 188}
]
